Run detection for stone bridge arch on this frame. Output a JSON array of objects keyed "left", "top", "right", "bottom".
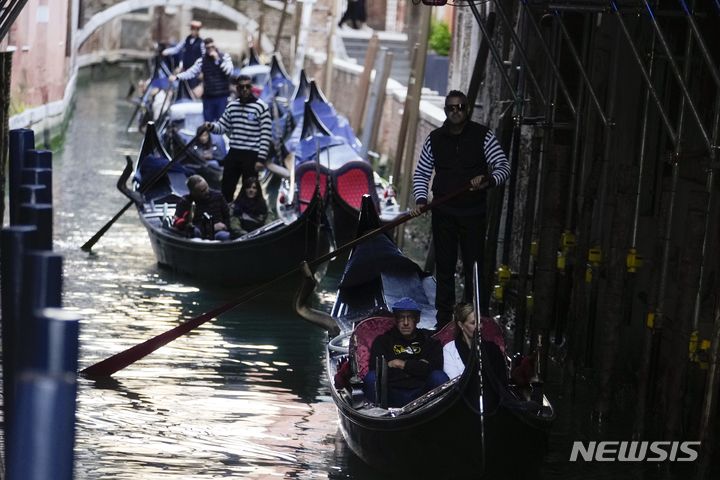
[{"left": 76, "top": 0, "right": 277, "bottom": 52}]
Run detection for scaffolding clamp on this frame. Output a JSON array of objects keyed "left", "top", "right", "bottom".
[
  {"left": 557, "top": 251, "right": 566, "bottom": 271},
  {"left": 494, "top": 284, "right": 504, "bottom": 301},
  {"left": 588, "top": 246, "right": 602, "bottom": 266},
  {"left": 646, "top": 312, "right": 655, "bottom": 329},
  {"left": 561, "top": 230, "right": 576, "bottom": 250},
  {"left": 626, "top": 248, "right": 643, "bottom": 273},
  {"left": 689, "top": 330, "right": 699, "bottom": 361},
  {"left": 526, "top": 294, "right": 534, "bottom": 312},
  {"left": 698, "top": 339, "right": 712, "bottom": 369},
  {"left": 497, "top": 264, "right": 511, "bottom": 284},
  {"left": 585, "top": 265, "right": 593, "bottom": 283}
]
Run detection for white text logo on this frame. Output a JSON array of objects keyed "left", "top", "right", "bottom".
[{"left": 569, "top": 441, "right": 701, "bottom": 462}]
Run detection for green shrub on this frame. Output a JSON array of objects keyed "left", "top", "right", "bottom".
[{"left": 429, "top": 20, "right": 451, "bottom": 56}]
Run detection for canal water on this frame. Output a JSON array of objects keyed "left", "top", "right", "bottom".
[
  {"left": 55, "top": 66, "right": 384, "bottom": 479},
  {"left": 49, "top": 65, "right": 701, "bottom": 480}
]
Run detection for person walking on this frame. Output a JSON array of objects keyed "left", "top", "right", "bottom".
[
  {"left": 203, "top": 75, "right": 272, "bottom": 202},
  {"left": 171, "top": 38, "right": 233, "bottom": 122},
  {"left": 162, "top": 19, "right": 205, "bottom": 89},
  {"left": 411, "top": 90, "right": 510, "bottom": 328}
]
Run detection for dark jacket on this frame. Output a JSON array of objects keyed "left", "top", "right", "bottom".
[
  {"left": 430, "top": 121, "right": 490, "bottom": 215},
  {"left": 201, "top": 52, "right": 231, "bottom": 98},
  {"left": 174, "top": 190, "right": 229, "bottom": 228},
  {"left": 369, "top": 327, "right": 443, "bottom": 390},
  {"left": 182, "top": 35, "right": 203, "bottom": 71}
]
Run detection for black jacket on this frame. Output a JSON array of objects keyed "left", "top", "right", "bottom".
[{"left": 369, "top": 327, "right": 443, "bottom": 390}]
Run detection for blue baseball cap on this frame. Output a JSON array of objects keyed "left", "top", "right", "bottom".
[{"left": 391, "top": 297, "right": 421, "bottom": 313}]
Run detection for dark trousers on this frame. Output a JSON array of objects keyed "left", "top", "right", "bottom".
[
  {"left": 202, "top": 95, "right": 228, "bottom": 122},
  {"left": 432, "top": 210, "right": 488, "bottom": 326},
  {"left": 221, "top": 148, "right": 259, "bottom": 202}
]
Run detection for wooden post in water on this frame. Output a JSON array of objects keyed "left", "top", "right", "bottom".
[
  {"left": 391, "top": 44, "right": 418, "bottom": 184},
  {"left": 350, "top": 33, "right": 380, "bottom": 133},
  {"left": 324, "top": 0, "right": 338, "bottom": 100},
  {"left": 360, "top": 49, "right": 393, "bottom": 159},
  {"left": 395, "top": 6, "right": 431, "bottom": 248},
  {"left": 274, "top": 0, "right": 290, "bottom": 53},
  {"left": 0, "top": 51, "right": 12, "bottom": 225}
]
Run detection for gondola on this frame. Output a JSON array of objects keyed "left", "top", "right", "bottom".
[
  {"left": 120, "top": 121, "right": 329, "bottom": 285},
  {"left": 278, "top": 82, "right": 399, "bottom": 249},
  {"left": 315, "top": 196, "right": 555, "bottom": 477}
]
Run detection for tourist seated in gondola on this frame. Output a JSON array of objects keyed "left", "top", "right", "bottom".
[
  {"left": 172, "top": 174, "right": 231, "bottom": 240},
  {"left": 190, "top": 125, "right": 223, "bottom": 168},
  {"left": 443, "top": 302, "right": 509, "bottom": 413},
  {"left": 363, "top": 298, "right": 449, "bottom": 407},
  {"left": 229, "top": 177, "right": 268, "bottom": 236}
]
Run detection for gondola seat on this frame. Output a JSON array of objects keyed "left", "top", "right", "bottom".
[
  {"left": 296, "top": 163, "right": 328, "bottom": 212},
  {"left": 333, "top": 161, "right": 378, "bottom": 210},
  {"left": 349, "top": 315, "right": 396, "bottom": 380}
]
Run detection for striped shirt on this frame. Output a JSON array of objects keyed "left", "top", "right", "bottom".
[
  {"left": 412, "top": 129, "right": 510, "bottom": 203},
  {"left": 211, "top": 98, "right": 272, "bottom": 161},
  {"left": 176, "top": 52, "right": 233, "bottom": 81}
]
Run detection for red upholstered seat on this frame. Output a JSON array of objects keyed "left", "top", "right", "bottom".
[
  {"left": 432, "top": 322, "right": 457, "bottom": 346},
  {"left": 297, "top": 170, "right": 327, "bottom": 213},
  {"left": 350, "top": 315, "right": 396, "bottom": 380},
  {"left": 335, "top": 167, "right": 371, "bottom": 210}
]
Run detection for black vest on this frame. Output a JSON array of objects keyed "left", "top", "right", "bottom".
[
  {"left": 182, "top": 36, "right": 203, "bottom": 71},
  {"left": 430, "top": 121, "right": 490, "bottom": 215},
  {"left": 201, "top": 53, "right": 230, "bottom": 98}
]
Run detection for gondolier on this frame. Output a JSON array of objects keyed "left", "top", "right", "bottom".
[
  {"left": 162, "top": 19, "right": 205, "bottom": 89},
  {"left": 411, "top": 90, "right": 510, "bottom": 328},
  {"left": 203, "top": 75, "right": 272, "bottom": 202},
  {"left": 170, "top": 38, "right": 234, "bottom": 122}
]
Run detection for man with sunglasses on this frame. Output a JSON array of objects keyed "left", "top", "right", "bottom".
[
  {"left": 203, "top": 75, "right": 272, "bottom": 202},
  {"left": 410, "top": 90, "right": 510, "bottom": 328},
  {"left": 171, "top": 37, "right": 233, "bottom": 122}
]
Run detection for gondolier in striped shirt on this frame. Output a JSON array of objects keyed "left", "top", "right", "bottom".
[
  {"left": 411, "top": 90, "right": 510, "bottom": 328},
  {"left": 203, "top": 75, "right": 272, "bottom": 202},
  {"left": 171, "top": 38, "right": 234, "bottom": 122}
]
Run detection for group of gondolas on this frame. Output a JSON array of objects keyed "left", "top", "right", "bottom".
[{"left": 113, "top": 50, "right": 555, "bottom": 478}]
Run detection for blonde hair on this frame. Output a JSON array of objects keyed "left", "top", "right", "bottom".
[{"left": 453, "top": 303, "right": 475, "bottom": 326}]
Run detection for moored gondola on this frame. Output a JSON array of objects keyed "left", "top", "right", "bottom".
[
  {"left": 315, "top": 196, "right": 555, "bottom": 477},
  {"left": 121, "top": 122, "right": 329, "bottom": 285}
]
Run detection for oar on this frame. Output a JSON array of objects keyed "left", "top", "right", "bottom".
[
  {"left": 81, "top": 183, "right": 473, "bottom": 377},
  {"left": 80, "top": 129, "right": 206, "bottom": 252}
]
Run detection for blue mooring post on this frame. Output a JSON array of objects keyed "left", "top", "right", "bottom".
[
  {"left": 18, "top": 203, "right": 53, "bottom": 251},
  {"left": 20, "top": 251, "right": 63, "bottom": 371},
  {"left": 19, "top": 184, "right": 48, "bottom": 205},
  {"left": 25, "top": 149, "right": 52, "bottom": 169},
  {"left": 8, "top": 129, "right": 36, "bottom": 225},
  {"left": 22, "top": 168, "right": 53, "bottom": 204},
  {"left": 0, "top": 226, "right": 39, "bottom": 463},
  {"left": 7, "top": 308, "right": 80, "bottom": 480}
]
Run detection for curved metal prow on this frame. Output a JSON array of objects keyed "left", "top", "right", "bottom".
[
  {"left": 270, "top": 53, "right": 291, "bottom": 81},
  {"left": 247, "top": 46, "right": 262, "bottom": 66},
  {"left": 291, "top": 69, "right": 311, "bottom": 102},
  {"left": 300, "top": 101, "right": 333, "bottom": 139},
  {"left": 308, "top": 80, "right": 330, "bottom": 105}
]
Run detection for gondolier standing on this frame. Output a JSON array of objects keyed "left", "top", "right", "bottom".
[
  {"left": 170, "top": 38, "right": 234, "bottom": 122},
  {"left": 411, "top": 90, "right": 510, "bottom": 328},
  {"left": 162, "top": 19, "right": 205, "bottom": 90},
  {"left": 203, "top": 75, "right": 272, "bottom": 202}
]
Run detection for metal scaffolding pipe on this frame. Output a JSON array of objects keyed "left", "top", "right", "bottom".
[
  {"left": 553, "top": 11, "right": 609, "bottom": 126},
  {"left": 520, "top": 0, "right": 577, "bottom": 117},
  {"left": 631, "top": 39, "right": 656, "bottom": 247},
  {"left": 564, "top": 13, "right": 591, "bottom": 231},
  {"left": 609, "top": 0, "right": 677, "bottom": 145},
  {"left": 676, "top": 0, "right": 720, "bottom": 89},
  {"left": 467, "top": 0, "right": 521, "bottom": 103},
  {"left": 490, "top": 0, "right": 547, "bottom": 108},
  {"left": 642, "top": 0, "right": 712, "bottom": 151}
]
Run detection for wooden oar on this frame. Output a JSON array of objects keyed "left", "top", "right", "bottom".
[
  {"left": 81, "top": 183, "right": 473, "bottom": 377},
  {"left": 80, "top": 129, "right": 205, "bottom": 252}
]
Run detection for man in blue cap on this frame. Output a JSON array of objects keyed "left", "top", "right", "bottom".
[{"left": 363, "top": 297, "right": 448, "bottom": 407}]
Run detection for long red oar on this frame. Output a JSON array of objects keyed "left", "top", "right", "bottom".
[
  {"left": 80, "top": 129, "right": 205, "bottom": 252},
  {"left": 81, "top": 183, "right": 475, "bottom": 377}
]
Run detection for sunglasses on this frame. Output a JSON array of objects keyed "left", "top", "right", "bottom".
[
  {"left": 444, "top": 104, "right": 467, "bottom": 113},
  {"left": 237, "top": 84, "right": 252, "bottom": 90}
]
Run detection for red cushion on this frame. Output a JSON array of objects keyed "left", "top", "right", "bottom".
[
  {"left": 298, "top": 170, "right": 327, "bottom": 213},
  {"left": 350, "top": 315, "right": 396, "bottom": 380},
  {"left": 335, "top": 167, "right": 371, "bottom": 210}
]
